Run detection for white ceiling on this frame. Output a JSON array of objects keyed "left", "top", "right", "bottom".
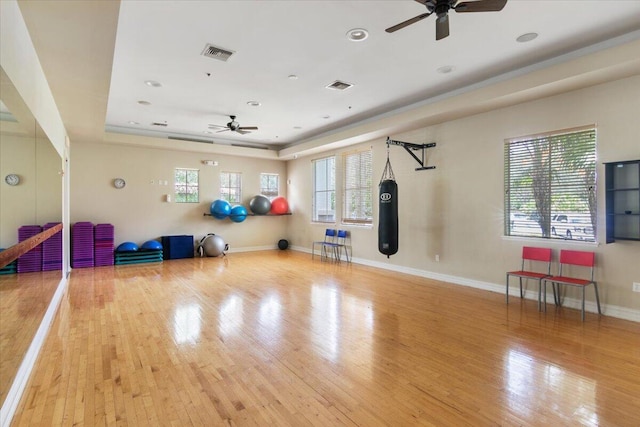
[{"left": 12, "top": 0, "right": 640, "bottom": 156}]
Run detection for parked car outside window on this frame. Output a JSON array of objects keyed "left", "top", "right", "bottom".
[{"left": 551, "top": 213, "right": 594, "bottom": 240}]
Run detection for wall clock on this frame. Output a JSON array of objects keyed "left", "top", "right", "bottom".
[
  {"left": 113, "top": 178, "right": 126, "bottom": 189},
  {"left": 5, "top": 173, "right": 20, "bottom": 186}
]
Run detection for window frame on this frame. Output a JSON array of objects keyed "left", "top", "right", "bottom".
[
  {"left": 504, "top": 125, "right": 597, "bottom": 242},
  {"left": 260, "top": 173, "right": 279, "bottom": 200},
  {"left": 219, "top": 171, "right": 242, "bottom": 204},
  {"left": 174, "top": 168, "right": 199, "bottom": 203},
  {"left": 342, "top": 149, "right": 373, "bottom": 226},
  {"left": 312, "top": 156, "right": 336, "bottom": 223}
]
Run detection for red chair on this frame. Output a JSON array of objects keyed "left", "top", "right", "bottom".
[
  {"left": 543, "top": 250, "right": 601, "bottom": 321},
  {"left": 506, "top": 246, "right": 552, "bottom": 311}
]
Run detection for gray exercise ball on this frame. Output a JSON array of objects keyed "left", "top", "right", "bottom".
[
  {"left": 201, "top": 234, "right": 227, "bottom": 257},
  {"left": 249, "top": 195, "right": 271, "bottom": 215}
]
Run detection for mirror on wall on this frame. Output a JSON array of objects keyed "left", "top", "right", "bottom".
[{"left": 0, "top": 66, "right": 63, "bottom": 409}]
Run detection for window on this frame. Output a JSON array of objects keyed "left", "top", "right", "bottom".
[
  {"left": 312, "top": 156, "right": 335, "bottom": 223},
  {"left": 260, "top": 173, "right": 279, "bottom": 200},
  {"left": 343, "top": 149, "right": 373, "bottom": 225},
  {"left": 174, "top": 168, "right": 199, "bottom": 203},
  {"left": 504, "top": 126, "right": 596, "bottom": 241},
  {"left": 220, "top": 172, "right": 242, "bottom": 203}
]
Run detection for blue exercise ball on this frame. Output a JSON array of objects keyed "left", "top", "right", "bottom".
[
  {"left": 141, "top": 240, "right": 163, "bottom": 251},
  {"left": 249, "top": 195, "right": 271, "bottom": 215},
  {"left": 116, "top": 241, "right": 139, "bottom": 252},
  {"left": 210, "top": 199, "right": 231, "bottom": 220},
  {"left": 230, "top": 205, "right": 248, "bottom": 223}
]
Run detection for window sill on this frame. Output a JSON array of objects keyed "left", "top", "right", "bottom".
[
  {"left": 341, "top": 223, "right": 373, "bottom": 229},
  {"left": 502, "top": 235, "right": 600, "bottom": 246}
]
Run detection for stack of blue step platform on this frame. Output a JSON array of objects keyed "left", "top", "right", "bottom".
[
  {"left": 0, "top": 249, "right": 17, "bottom": 275},
  {"left": 114, "top": 249, "right": 163, "bottom": 265}
]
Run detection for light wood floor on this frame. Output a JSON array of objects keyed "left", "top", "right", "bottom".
[
  {"left": 10, "top": 250, "right": 640, "bottom": 426},
  {"left": 1, "top": 270, "right": 60, "bottom": 406}
]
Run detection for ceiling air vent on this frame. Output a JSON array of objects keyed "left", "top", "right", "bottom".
[
  {"left": 201, "top": 43, "right": 235, "bottom": 62},
  {"left": 231, "top": 143, "right": 270, "bottom": 150},
  {"left": 151, "top": 122, "right": 168, "bottom": 127},
  {"left": 326, "top": 80, "right": 353, "bottom": 91},
  {"left": 168, "top": 136, "right": 213, "bottom": 144}
]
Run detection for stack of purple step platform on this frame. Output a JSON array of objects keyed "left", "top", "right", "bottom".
[
  {"left": 94, "top": 223, "right": 115, "bottom": 266},
  {"left": 71, "top": 222, "right": 94, "bottom": 268},
  {"left": 42, "top": 222, "right": 63, "bottom": 271},
  {"left": 17, "top": 225, "right": 43, "bottom": 273}
]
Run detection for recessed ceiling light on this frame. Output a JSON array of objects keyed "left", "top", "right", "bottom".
[
  {"left": 436, "top": 65, "right": 455, "bottom": 74},
  {"left": 293, "top": 126, "right": 302, "bottom": 130},
  {"left": 203, "top": 130, "right": 213, "bottom": 134},
  {"left": 516, "top": 32, "right": 538, "bottom": 43},
  {"left": 128, "top": 121, "right": 139, "bottom": 125},
  {"left": 144, "top": 80, "right": 162, "bottom": 87},
  {"left": 346, "top": 28, "right": 369, "bottom": 42},
  {"left": 288, "top": 74, "right": 299, "bottom": 80},
  {"left": 137, "top": 100, "right": 151, "bottom": 105},
  {"left": 322, "top": 115, "right": 330, "bottom": 119},
  {"left": 246, "top": 101, "right": 261, "bottom": 107}
]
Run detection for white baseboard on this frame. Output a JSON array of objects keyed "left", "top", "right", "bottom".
[
  {"left": 226, "top": 245, "right": 276, "bottom": 253},
  {"left": 291, "top": 246, "right": 639, "bottom": 323},
  {"left": 1, "top": 275, "right": 68, "bottom": 427}
]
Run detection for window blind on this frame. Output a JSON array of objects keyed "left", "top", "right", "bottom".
[
  {"left": 343, "top": 149, "right": 373, "bottom": 225},
  {"left": 504, "top": 127, "right": 596, "bottom": 241},
  {"left": 312, "top": 156, "right": 335, "bottom": 223}
]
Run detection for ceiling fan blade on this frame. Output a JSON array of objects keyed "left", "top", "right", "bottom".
[
  {"left": 413, "top": 0, "right": 430, "bottom": 4},
  {"left": 454, "top": 0, "right": 507, "bottom": 13},
  {"left": 238, "top": 126, "right": 258, "bottom": 131},
  {"left": 385, "top": 12, "right": 432, "bottom": 33},
  {"left": 435, "top": 14, "right": 450, "bottom": 40},
  {"left": 216, "top": 129, "right": 229, "bottom": 133},
  {"left": 208, "top": 124, "right": 225, "bottom": 129}
]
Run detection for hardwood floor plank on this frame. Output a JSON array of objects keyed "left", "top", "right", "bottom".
[
  {"left": 0, "top": 270, "right": 60, "bottom": 406},
  {"left": 8, "top": 250, "right": 640, "bottom": 426}
]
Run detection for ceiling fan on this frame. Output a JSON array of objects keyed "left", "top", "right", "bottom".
[
  {"left": 208, "top": 115, "right": 258, "bottom": 135},
  {"left": 386, "top": 0, "right": 508, "bottom": 40}
]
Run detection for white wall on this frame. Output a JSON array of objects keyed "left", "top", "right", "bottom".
[
  {"left": 288, "top": 75, "right": 640, "bottom": 315},
  {"left": 0, "top": 134, "right": 62, "bottom": 248},
  {"left": 70, "top": 142, "right": 289, "bottom": 251}
]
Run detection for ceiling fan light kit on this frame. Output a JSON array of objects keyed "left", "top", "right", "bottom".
[
  {"left": 208, "top": 115, "right": 258, "bottom": 135},
  {"left": 386, "top": 0, "right": 508, "bottom": 40}
]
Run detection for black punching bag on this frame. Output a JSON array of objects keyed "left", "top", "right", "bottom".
[{"left": 378, "top": 179, "right": 398, "bottom": 257}]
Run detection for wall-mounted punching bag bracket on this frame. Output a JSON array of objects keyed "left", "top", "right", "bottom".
[{"left": 386, "top": 137, "right": 436, "bottom": 171}]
